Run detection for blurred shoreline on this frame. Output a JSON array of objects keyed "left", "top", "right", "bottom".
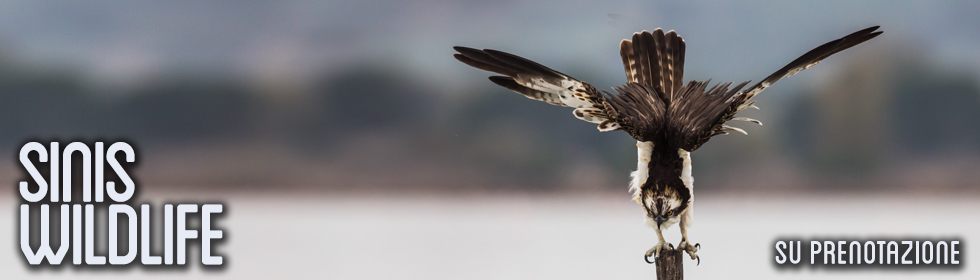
[{"left": 2, "top": 2, "right": 980, "bottom": 196}]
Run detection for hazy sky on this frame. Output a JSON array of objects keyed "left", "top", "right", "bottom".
[{"left": 0, "top": 1, "right": 977, "bottom": 91}]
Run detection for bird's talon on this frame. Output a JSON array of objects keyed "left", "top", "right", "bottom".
[
  {"left": 645, "top": 241, "right": 672, "bottom": 263},
  {"left": 696, "top": 255, "right": 700, "bottom": 266},
  {"left": 678, "top": 240, "right": 699, "bottom": 263}
]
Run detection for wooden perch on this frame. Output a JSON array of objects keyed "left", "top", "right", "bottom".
[{"left": 655, "top": 249, "right": 683, "bottom": 280}]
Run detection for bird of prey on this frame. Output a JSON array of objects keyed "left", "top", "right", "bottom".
[{"left": 453, "top": 26, "right": 881, "bottom": 264}]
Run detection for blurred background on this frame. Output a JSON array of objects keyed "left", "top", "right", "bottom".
[{"left": 1, "top": 1, "right": 979, "bottom": 279}]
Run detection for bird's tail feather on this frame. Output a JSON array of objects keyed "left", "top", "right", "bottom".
[{"left": 620, "top": 29, "right": 686, "bottom": 105}]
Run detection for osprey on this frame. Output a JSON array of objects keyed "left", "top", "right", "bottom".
[{"left": 453, "top": 26, "right": 881, "bottom": 264}]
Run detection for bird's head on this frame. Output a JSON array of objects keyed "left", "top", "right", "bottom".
[{"left": 640, "top": 182, "right": 688, "bottom": 230}]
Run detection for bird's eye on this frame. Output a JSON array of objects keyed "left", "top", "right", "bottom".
[{"left": 667, "top": 210, "right": 673, "bottom": 216}]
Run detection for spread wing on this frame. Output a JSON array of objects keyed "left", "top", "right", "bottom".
[
  {"left": 453, "top": 46, "right": 622, "bottom": 131},
  {"left": 739, "top": 26, "right": 883, "bottom": 101},
  {"left": 671, "top": 26, "right": 883, "bottom": 151},
  {"left": 453, "top": 26, "right": 881, "bottom": 147},
  {"left": 666, "top": 80, "right": 750, "bottom": 151},
  {"left": 602, "top": 83, "right": 666, "bottom": 141}
]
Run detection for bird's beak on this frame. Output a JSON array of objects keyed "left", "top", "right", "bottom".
[{"left": 655, "top": 217, "right": 665, "bottom": 227}]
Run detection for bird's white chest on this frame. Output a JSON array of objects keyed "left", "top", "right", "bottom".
[
  {"left": 678, "top": 149, "right": 693, "bottom": 192},
  {"left": 629, "top": 142, "right": 694, "bottom": 202},
  {"left": 629, "top": 141, "right": 654, "bottom": 202}
]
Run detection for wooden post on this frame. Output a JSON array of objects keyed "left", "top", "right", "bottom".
[{"left": 655, "top": 249, "right": 683, "bottom": 280}]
